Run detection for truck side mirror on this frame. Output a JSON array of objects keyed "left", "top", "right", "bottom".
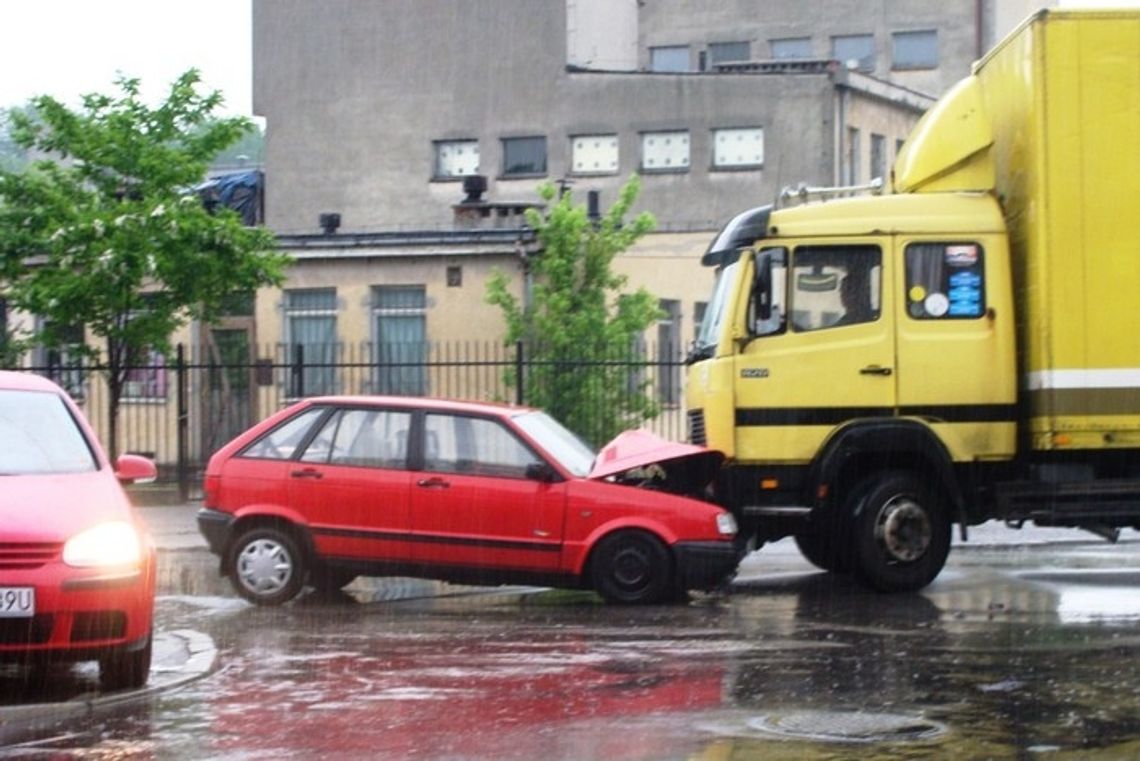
[{"left": 755, "top": 253, "right": 773, "bottom": 321}]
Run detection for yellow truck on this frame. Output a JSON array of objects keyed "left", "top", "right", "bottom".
[{"left": 686, "top": 9, "right": 1140, "bottom": 591}]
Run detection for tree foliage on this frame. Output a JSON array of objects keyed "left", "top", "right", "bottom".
[
  {"left": 0, "top": 70, "right": 289, "bottom": 456},
  {"left": 487, "top": 176, "right": 661, "bottom": 446}
]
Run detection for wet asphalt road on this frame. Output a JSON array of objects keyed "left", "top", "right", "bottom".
[{"left": 3, "top": 527, "right": 1140, "bottom": 759}]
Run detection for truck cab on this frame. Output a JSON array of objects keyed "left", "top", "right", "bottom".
[{"left": 687, "top": 192, "right": 1017, "bottom": 591}]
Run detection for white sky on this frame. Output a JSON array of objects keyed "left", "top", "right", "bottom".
[
  {"left": 0, "top": 0, "right": 252, "bottom": 115},
  {"left": 1, "top": 0, "right": 1137, "bottom": 117}
]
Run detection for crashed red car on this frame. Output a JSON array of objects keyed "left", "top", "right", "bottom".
[
  {"left": 199, "top": 396, "right": 738, "bottom": 605},
  {"left": 0, "top": 371, "right": 157, "bottom": 690}
]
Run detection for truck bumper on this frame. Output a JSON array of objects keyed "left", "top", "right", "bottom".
[{"left": 673, "top": 541, "right": 740, "bottom": 590}]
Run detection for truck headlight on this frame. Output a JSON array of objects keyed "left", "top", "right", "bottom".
[
  {"left": 63, "top": 521, "right": 143, "bottom": 568},
  {"left": 716, "top": 513, "right": 738, "bottom": 536}
]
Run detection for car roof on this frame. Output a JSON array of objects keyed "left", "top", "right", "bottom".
[
  {"left": 302, "top": 395, "right": 534, "bottom": 419},
  {"left": 0, "top": 370, "right": 65, "bottom": 393}
]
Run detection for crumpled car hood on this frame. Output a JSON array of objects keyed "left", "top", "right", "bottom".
[{"left": 588, "top": 429, "right": 724, "bottom": 487}]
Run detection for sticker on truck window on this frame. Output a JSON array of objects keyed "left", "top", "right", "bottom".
[{"left": 905, "top": 242, "right": 986, "bottom": 320}]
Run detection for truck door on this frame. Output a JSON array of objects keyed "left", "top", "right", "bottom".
[
  {"left": 735, "top": 240, "right": 896, "bottom": 463},
  {"left": 894, "top": 237, "right": 1016, "bottom": 460}
]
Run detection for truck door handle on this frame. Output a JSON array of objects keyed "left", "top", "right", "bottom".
[
  {"left": 290, "top": 468, "right": 323, "bottom": 479},
  {"left": 417, "top": 477, "right": 450, "bottom": 489},
  {"left": 859, "top": 365, "right": 893, "bottom": 376}
]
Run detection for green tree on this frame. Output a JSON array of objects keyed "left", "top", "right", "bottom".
[
  {"left": 0, "top": 71, "right": 290, "bottom": 457},
  {"left": 0, "top": 107, "right": 30, "bottom": 172},
  {"left": 487, "top": 176, "right": 661, "bottom": 446}
]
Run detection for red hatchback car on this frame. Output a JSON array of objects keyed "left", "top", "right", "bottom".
[
  {"left": 0, "top": 371, "right": 157, "bottom": 690},
  {"left": 198, "top": 396, "right": 739, "bottom": 605}
]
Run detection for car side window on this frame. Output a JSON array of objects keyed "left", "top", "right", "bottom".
[
  {"left": 299, "top": 408, "right": 411, "bottom": 468},
  {"left": 424, "top": 413, "right": 542, "bottom": 479},
  {"left": 240, "top": 407, "right": 327, "bottom": 460}
]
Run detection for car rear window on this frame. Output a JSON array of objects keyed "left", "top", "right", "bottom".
[{"left": 0, "top": 388, "right": 98, "bottom": 474}]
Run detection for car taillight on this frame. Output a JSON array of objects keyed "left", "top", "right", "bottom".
[{"left": 203, "top": 474, "right": 221, "bottom": 507}]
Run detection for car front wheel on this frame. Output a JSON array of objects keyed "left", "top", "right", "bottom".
[
  {"left": 99, "top": 633, "right": 152, "bottom": 691},
  {"left": 590, "top": 530, "right": 674, "bottom": 605},
  {"left": 228, "top": 526, "right": 306, "bottom": 605}
]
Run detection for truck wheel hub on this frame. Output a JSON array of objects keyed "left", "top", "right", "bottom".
[{"left": 874, "top": 496, "right": 931, "bottom": 563}]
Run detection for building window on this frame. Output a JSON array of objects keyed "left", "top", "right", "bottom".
[
  {"left": 501, "top": 136, "right": 547, "bottom": 177},
  {"left": 446, "top": 266, "right": 462, "bottom": 288},
  {"left": 713, "top": 127, "right": 764, "bottom": 169},
  {"left": 571, "top": 134, "right": 619, "bottom": 175},
  {"left": 641, "top": 130, "right": 690, "bottom": 172},
  {"left": 285, "top": 288, "right": 338, "bottom": 397},
  {"left": 846, "top": 127, "right": 861, "bottom": 185},
  {"left": 434, "top": 139, "right": 479, "bottom": 179},
  {"left": 770, "top": 37, "right": 812, "bottom": 59},
  {"left": 657, "top": 299, "right": 681, "bottom": 405},
  {"left": 905, "top": 243, "right": 985, "bottom": 319},
  {"left": 832, "top": 34, "right": 875, "bottom": 72},
  {"left": 36, "top": 321, "right": 86, "bottom": 399},
  {"left": 124, "top": 349, "right": 167, "bottom": 401},
  {"left": 373, "top": 285, "right": 426, "bottom": 395},
  {"left": 892, "top": 30, "right": 938, "bottom": 70},
  {"left": 706, "top": 41, "right": 750, "bottom": 69},
  {"left": 649, "top": 45, "right": 690, "bottom": 72},
  {"left": 870, "top": 133, "right": 886, "bottom": 182}
]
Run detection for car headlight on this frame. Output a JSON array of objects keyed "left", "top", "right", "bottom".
[
  {"left": 716, "top": 512, "right": 738, "bottom": 536},
  {"left": 63, "top": 521, "right": 143, "bottom": 568}
]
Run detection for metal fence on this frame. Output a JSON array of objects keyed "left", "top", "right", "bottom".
[{"left": 19, "top": 340, "right": 689, "bottom": 497}]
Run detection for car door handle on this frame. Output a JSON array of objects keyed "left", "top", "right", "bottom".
[
  {"left": 290, "top": 468, "right": 323, "bottom": 479},
  {"left": 417, "top": 478, "right": 450, "bottom": 489},
  {"left": 859, "top": 365, "right": 893, "bottom": 376}
]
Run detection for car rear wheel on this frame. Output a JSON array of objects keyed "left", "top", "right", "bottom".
[
  {"left": 229, "top": 526, "right": 306, "bottom": 605},
  {"left": 591, "top": 530, "right": 673, "bottom": 605},
  {"left": 99, "top": 632, "right": 152, "bottom": 691}
]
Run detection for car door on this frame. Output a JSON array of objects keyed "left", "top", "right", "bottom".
[
  {"left": 409, "top": 412, "right": 565, "bottom": 573},
  {"left": 289, "top": 406, "right": 414, "bottom": 563}
]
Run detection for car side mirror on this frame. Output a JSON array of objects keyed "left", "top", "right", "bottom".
[
  {"left": 525, "top": 462, "right": 559, "bottom": 483},
  {"left": 115, "top": 453, "right": 157, "bottom": 484}
]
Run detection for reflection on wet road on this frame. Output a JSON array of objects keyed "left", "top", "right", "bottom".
[{"left": 4, "top": 538, "right": 1140, "bottom": 759}]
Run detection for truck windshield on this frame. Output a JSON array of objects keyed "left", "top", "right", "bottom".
[{"left": 690, "top": 260, "right": 740, "bottom": 362}]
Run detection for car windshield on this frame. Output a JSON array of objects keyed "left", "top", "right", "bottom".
[
  {"left": 510, "top": 410, "right": 596, "bottom": 478},
  {"left": 0, "top": 388, "right": 98, "bottom": 475}
]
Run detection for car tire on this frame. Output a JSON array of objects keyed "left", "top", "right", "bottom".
[
  {"left": 850, "top": 470, "right": 951, "bottom": 593},
  {"left": 99, "top": 632, "right": 152, "bottom": 691},
  {"left": 590, "top": 530, "right": 674, "bottom": 605},
  {"left": 228, "top": 526, "right": 307, "bottom": 605}
]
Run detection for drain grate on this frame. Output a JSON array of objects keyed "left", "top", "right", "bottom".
[{"left": 747, "top": 710, "right": 946, "bottom": 744}]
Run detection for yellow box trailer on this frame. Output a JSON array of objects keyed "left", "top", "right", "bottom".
[{"left": 686, "top": 10, "right": 1140, "bottom": 592}]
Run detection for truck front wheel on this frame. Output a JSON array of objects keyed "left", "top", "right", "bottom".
[{"left": 850, "top": 471, "right": 950, "bottom": 592}]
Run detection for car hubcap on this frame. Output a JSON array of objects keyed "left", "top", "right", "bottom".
[
  {"left": 238, "top": 539, "right": 293, "bottom": 596},
  {"left": 612, "top": 544, "right": 651, "bottom": 589},
  {"left": 873, "top": 496, "right": 931, "bottom": 563}
]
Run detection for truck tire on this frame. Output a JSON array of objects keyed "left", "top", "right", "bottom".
[
  {"left": 850, "top": 471, "right": 950, "bottom": 593},
  {"left": 793, "top": 529, "right": 853, "bottom": 573}
]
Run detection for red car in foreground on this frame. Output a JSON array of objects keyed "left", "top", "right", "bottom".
[
  {"left": 0, "top": 371, "right": 157, "bottom": 690},
  {"left": 199, "top": 396, "right": 738, "bottom": 605}
]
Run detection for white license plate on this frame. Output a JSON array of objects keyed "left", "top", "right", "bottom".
[{"left": 0, "top": 587, "right": 35, "bottom": 618}]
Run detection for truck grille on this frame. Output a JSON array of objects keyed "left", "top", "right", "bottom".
[
  {"left": 688, "top": 409, "right": 707, "bottom": 446},
  {"left": 0, "top": 543, "right": 60, "bottom": 570}
]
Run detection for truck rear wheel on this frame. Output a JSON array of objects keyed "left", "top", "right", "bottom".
[{"left": 850, "top": 471, "right": 950, "bottom": 592}]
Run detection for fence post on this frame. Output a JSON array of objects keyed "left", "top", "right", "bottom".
[
  {"left": 514, "top": 340, "right": 524, "bottom": 405},
  {"left": 291, "top": 343, "right": 305, "bottom": 398},
  {"left": 176, "top": 344, "right": 190, "bottom": 502}
]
